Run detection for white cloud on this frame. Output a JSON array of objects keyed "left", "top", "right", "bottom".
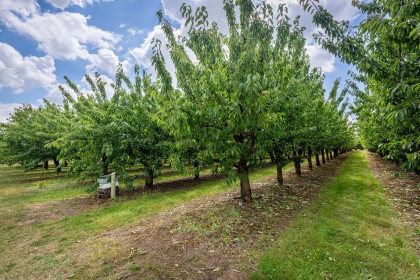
[
  {"left": 0, "top": 0, "right": 39, "bottom": 18},
  {"left": 127, "top": 28, "right": 144, "bottom": 36},
  {"left": 86, "top": 48, "right": 130, "bottom": 76},
  {"left": 130, "top": 25, "right": 165, "bottom": 70},
  {"left": 0, "top": 103, "right": 22, "bottom": 123},
  {"left": 142, "top": 0, "right": 358, "bottom": 75},
  {"left": 45, "top": 0, "right": 93, "bottom": 9},
  {"left": 306, "top": 44, "right": 335, "bottom": 73},
  {"left": 0, "top": 42, "right": 56, "bottom": 93},
  {"left": 45, "top": 0, "right": 115, "bottom": 9},
  {"left": 0, "top": 10, "right": 120, "bottom": 60}
]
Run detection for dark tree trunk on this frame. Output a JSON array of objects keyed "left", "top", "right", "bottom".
[
  {"left": 315, "top": 153, "right": 321, "bottom": 166},
  {"left": 333, "top": 149, "right": 338, "bottom": 158},
  {"left": 294, "top": 159, "right": 302, "bottom": 176},
  {"left": 326, "top": 150, "right": 330, "bottom": 161},
  {"left": 145, "top": 167, "right": 154, "bottom": 189},
  {"left": 330, "top": 151, "right": 333, "bottom": 159},
  {"left": 102, "top": 155, "right": 108, "bottom": 175},
  {"left": 276, "top": 161, "right": 283, "bottom": 185},
  {"left": 307, "top": 147, "right": 313, "bottom": 170},
  {"left": 238, "top": 159, "right": 252, "bottom": 202},
  {"left": 43, "top": 161, "right": 49, "bottom": 170},
  {"left": 53, "top": 158, "right": 61, "bottom": 172},
  {"left": 269, "top": 153, "right": 276, "bottom": 163},
  {"left": 321, "top": 150, "right": 326, "bottom": 164},
  {"left": 194, "top": 160, "right": 199, "bottom": 180},
  {"left": 64, "top": 161, "right": 68, "bottom": 167},
  {"left": 103, "top": 164, "right": 109, "bottom": 176}
]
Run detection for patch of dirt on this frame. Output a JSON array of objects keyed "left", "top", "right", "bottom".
[
  {"left": 19, "top": 173, "right": 226, "bottom": 225},
  {"left": 72, "top": 153, "right": 351, "bottom": 279},
  {"left": 18, "top": 196, "right": 110, "bottom": 226},
  {"left": 365, "top": 151, "right": 420, "bottom": 254}
]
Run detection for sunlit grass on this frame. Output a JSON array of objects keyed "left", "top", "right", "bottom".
[{"left": 253, "top": 151, "right": 419, "bottom": 280}]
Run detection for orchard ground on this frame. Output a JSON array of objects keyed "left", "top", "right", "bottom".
[{"left": 0, "top": 151, "right": 418, "bottom": 279}]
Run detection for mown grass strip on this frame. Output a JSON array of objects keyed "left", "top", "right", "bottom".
[
  {"left": 253, "top": 151, "right": 419, "bottom": 280},
  {"left": 40, "top": 162, "right": 291, "bottom": 244}
]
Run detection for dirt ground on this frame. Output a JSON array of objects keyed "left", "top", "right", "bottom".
[
  {"left": 71, "top": 153, "right": 351, "bottom": 279},
  {"left": 366, "top": 151, "right": 419, "bottom": 254},
  {"left": 20, "top": 173, "right": 226, "bottom": 225}
]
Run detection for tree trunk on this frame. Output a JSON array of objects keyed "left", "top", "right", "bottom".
[
  {"left": 307, "top": 147, "right": 313, "bottom": 170},
  {"left": 103, "top": 164, "right": 109, "bottom": 176},
  {"left": 238, "top": 159, "right": 252, "bottom": 202},
  {"left": 294, "top": 159, "right": 302, "bottom": 176},
  {"left": 102, "top": 155, "right": 108, "bottom": 175},
  {"left": 326, "top": 150, "right": 330, "bottom": 161},
  {"left": 64, "top": 161, "right": 68, "bottom": 167},
  {"left": 269, "top": 153, "right": 276, "bottom": 163},
  {"left": 276, "top": 161, "right": 283, "bottom": 185},
  {"left": 330, "top": 151, "right": 333, "bottom": 159},
  {"left": 145, "top": 167, "right": 154, "bottom": 189},
  {"left": 315, "top": 153, "right": 321, "bottom": 166},
  {"left": 53, "top": 158, "right": 61, "bottom": 172},
  {"left": 321, "top": 150, "right": 326, "bottom": 164},
  {"left": 43, "top": 161, "right": 49, "bottom": 170},
  {"left": 333, "top": 149, "right": 338, "bottom": 158},
  {"left": 194, "top": 160, "right": 199, "bottom": 180}
]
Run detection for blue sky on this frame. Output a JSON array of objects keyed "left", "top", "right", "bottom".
[{"left": 0, "top": 0, "right": 360, "bottom": 122}]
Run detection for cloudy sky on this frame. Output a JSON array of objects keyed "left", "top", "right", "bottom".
[{"left": 0, "top": 0, "right": 360, "bottom": 122}]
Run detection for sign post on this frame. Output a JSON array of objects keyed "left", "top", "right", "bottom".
[{"left": 111, "top": 172, "right": 116, "bottom": 199}]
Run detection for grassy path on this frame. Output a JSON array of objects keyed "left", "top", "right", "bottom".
[{"left": 254, "top": 151, "right": 419, "bottom": 279}]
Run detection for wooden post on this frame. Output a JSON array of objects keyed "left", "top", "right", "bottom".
[{"left": 111, "top": 172, "right": 116, "bottom": 199}]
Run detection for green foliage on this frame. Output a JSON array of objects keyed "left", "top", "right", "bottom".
[
  {"left": 0, "top": 101, "right": 65, "bottom": 170},
  {"left": 300, "top": 0, "right": 419, "bottom": 173},
  {"left": 153, "top": 0, "right": 354, "bottom": 200},
  {"left": 54, "top": 67, "right": 170, "bottom": 186},
  {"left": 254, "top": 151, "right": 419, "bottom": 279}
]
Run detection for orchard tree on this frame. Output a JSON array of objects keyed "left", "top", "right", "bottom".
[
  {"left": 153, "top": 0, "right": 322, "bottom": 201},
  {"left": 0, "top": 102, "right": 65, "bottom": 171},
  {"left": 115, "top": 66, "right": 171, "bottom": 188},
  {"left": 55, "top": 73, "right": 124, "bottom": 180},
  {"left": 300, "top": 0, "right": 419, "bottom": 173},
  {"left": 55, "top": 68, "right": 171, "bottom": 187}
]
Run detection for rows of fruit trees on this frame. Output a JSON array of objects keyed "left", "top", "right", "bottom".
[{"left": 0, "top": 0, "right": 418, "bottom": 202}]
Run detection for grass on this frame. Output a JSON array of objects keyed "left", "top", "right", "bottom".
[
  {"left": 253, "top": 151, "right": 419, "bottom": 280},
  {"left": 0, "top": 160, "right": 296, "bottom": 278}
]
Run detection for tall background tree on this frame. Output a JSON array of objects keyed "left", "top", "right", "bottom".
[{"left": 300, "top": 0, "right": 419, "bottom": 174}]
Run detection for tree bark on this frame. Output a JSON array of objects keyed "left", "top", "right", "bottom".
[
  {"left": 326, "top": 150, "right": 330, "bottom": 161},
  {"left": 43, "top": 161, "right": 49, "bottom": 170},
  {"left": 333, "top": 149, "right": 338, "bottom": 158},
  {"left": 276, "top": 161, "right": 284, "bottom": 185},
  {"left": 315, "top": 153, "right": 321, "bottom": 166},
  {"left": 53, "top": 158, "right": 61, "bottom": 172},
  {"left": 330, "top": 151, "right": 333, "bottom": 159},
  {"left": 294, "top": 159, "right": 302, "bottom": 176},
  {"left": 145, "top": 167, "right": 154, "bottom": 189},
  {"left": 321, "top": 150, "right": 326, "bottom": 164},
  {"left": 269, "top": 153, "right": 276, "bottom": 163},
  {"left": 307, "top": 147, "right": 313, "bottom": 170},
  {"left": 238, "top": 159, "right": 252, "bottom": 202},
  {"left": 102, "top": 155, "right": 108, "bottom": 175},
  {"left": 194, "top": 160, "right": 199, "bottom": 180}
]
